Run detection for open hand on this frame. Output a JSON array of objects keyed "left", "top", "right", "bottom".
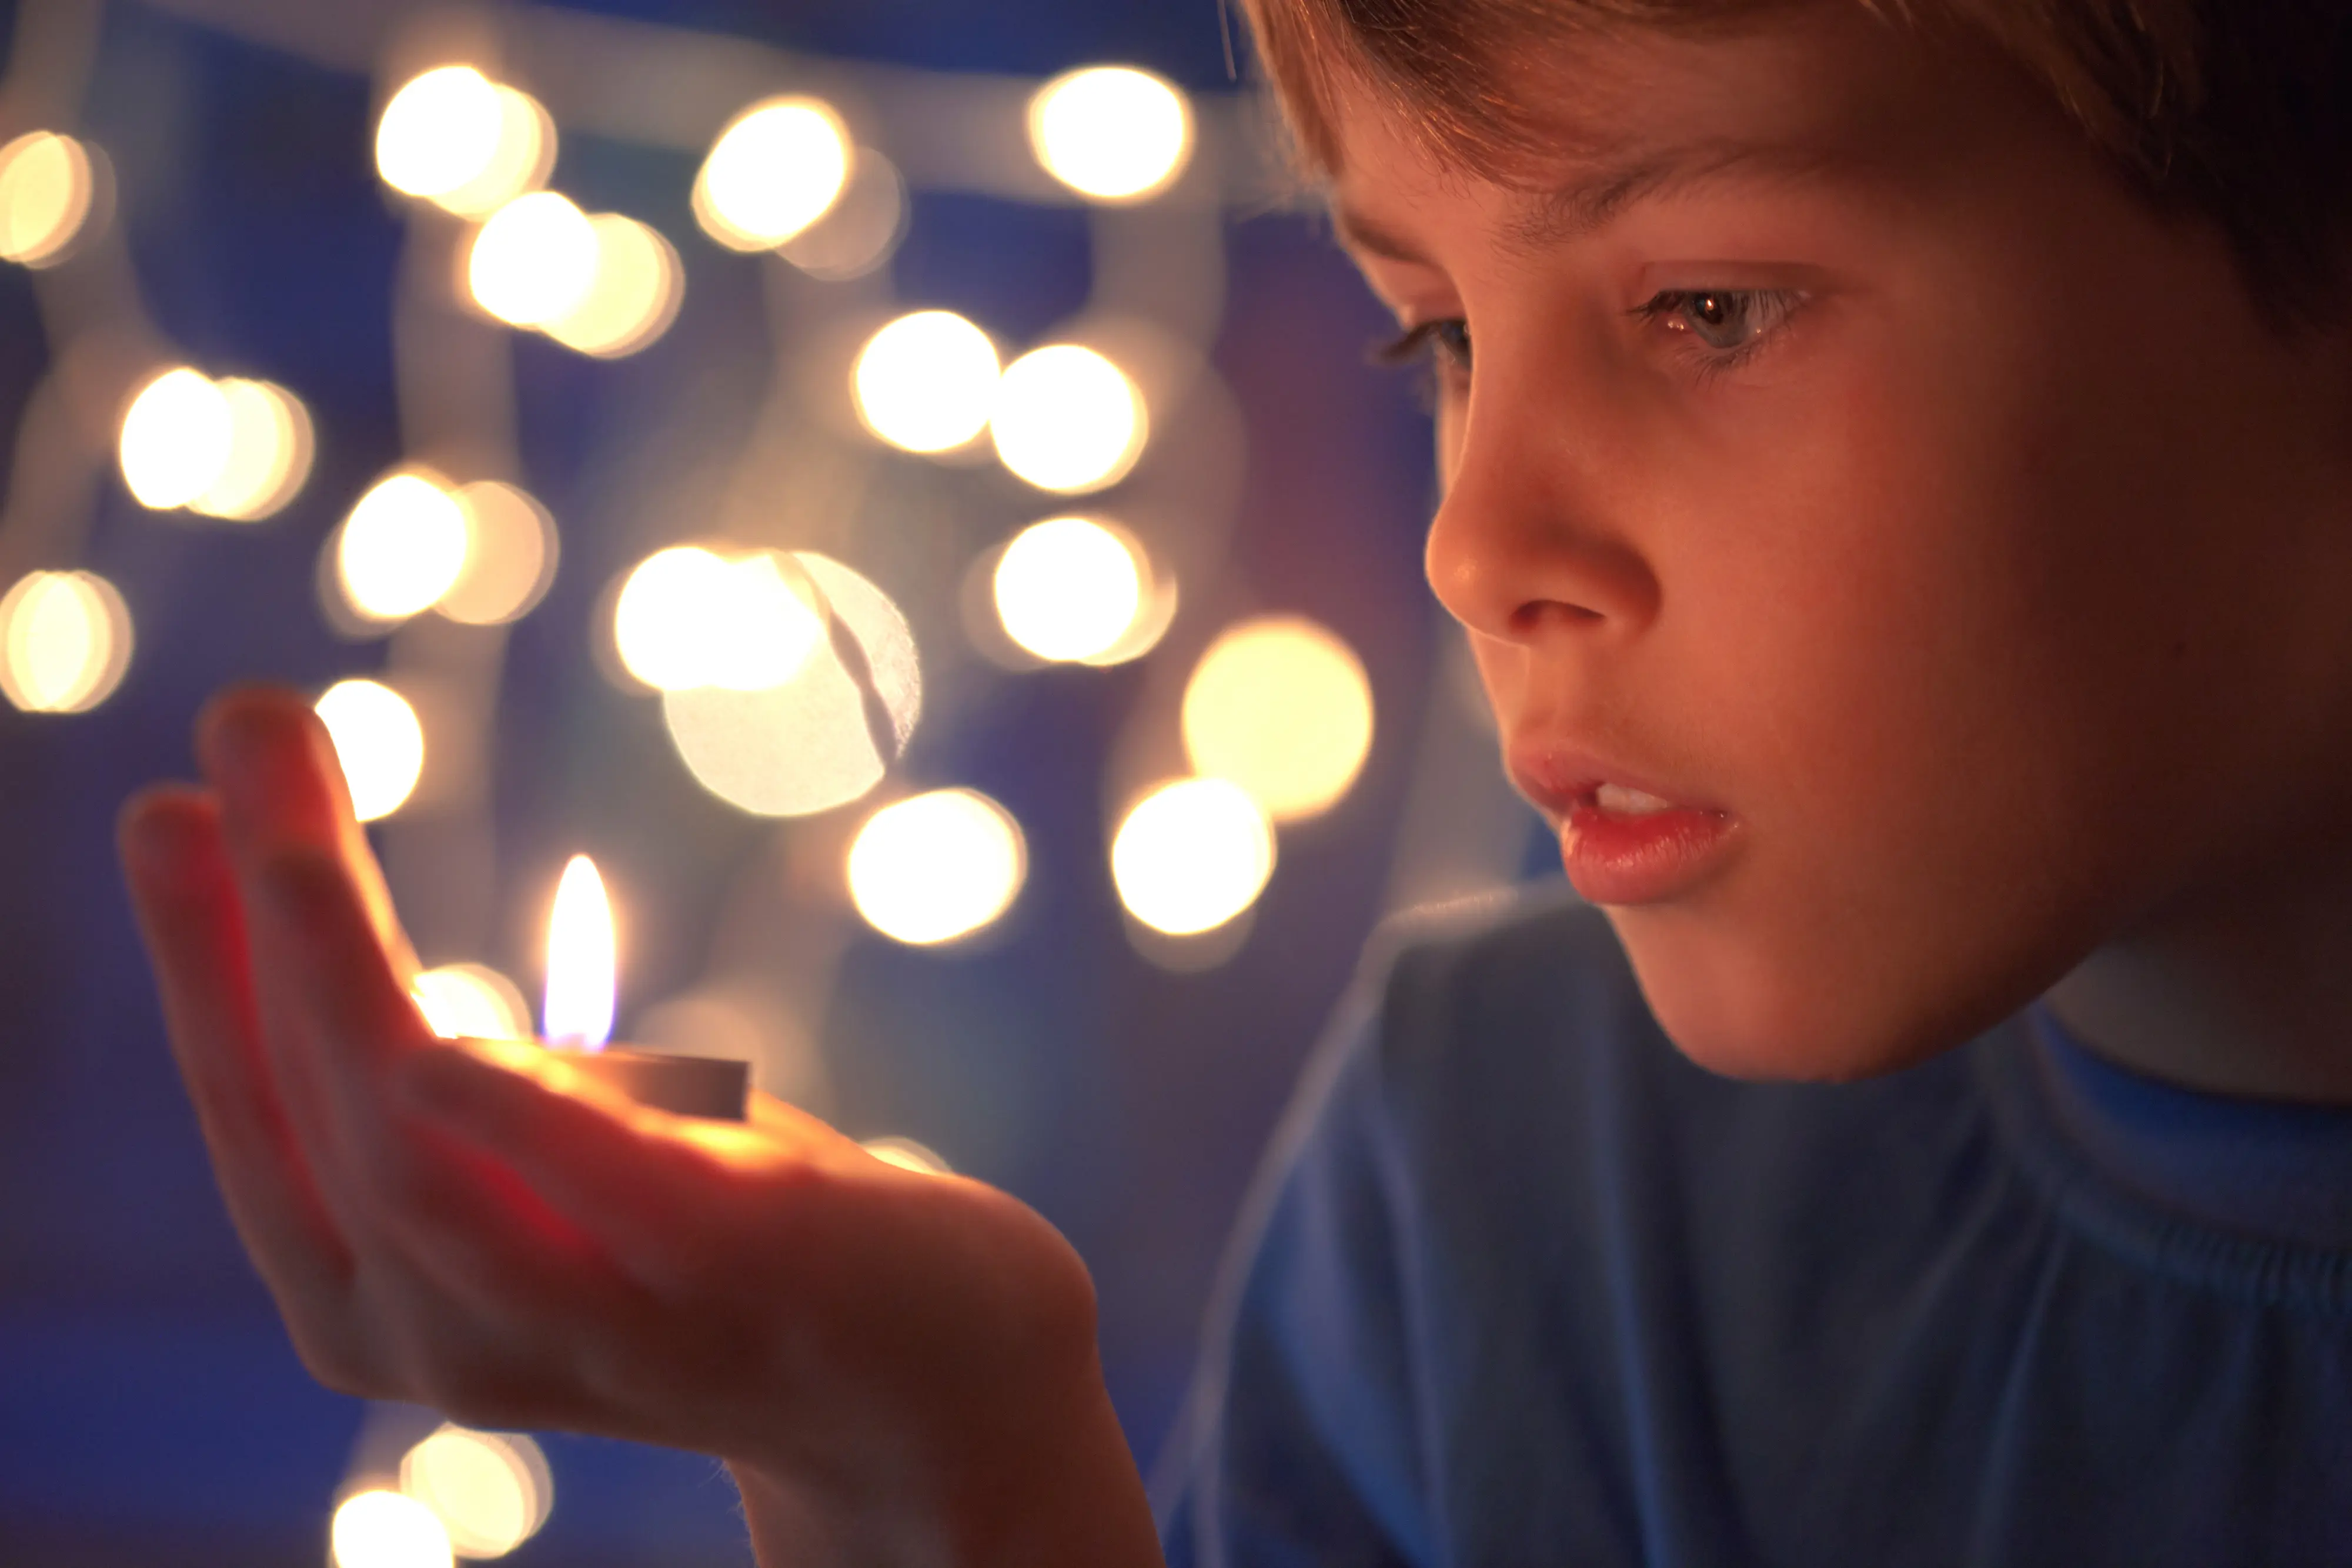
[{"left": 118, "top": 686, "right": 1160, "bottom": 1566}]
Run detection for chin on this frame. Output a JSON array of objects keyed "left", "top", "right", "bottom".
[{"left": 1605, "top": 907, "right": 2009, "bottom": 1085}]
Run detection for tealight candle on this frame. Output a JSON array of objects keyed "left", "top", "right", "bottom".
[{"left": 527, "top": 854, "right": 749, "bottom": 1121}]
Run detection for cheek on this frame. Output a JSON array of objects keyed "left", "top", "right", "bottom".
[{"left": 1609, "top": 339, "right": 2168, "bottom": 1076}]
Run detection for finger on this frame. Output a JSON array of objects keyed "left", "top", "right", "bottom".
[
  {"left": 249, "top": 849, "right": 647, "bottom": 1329},
  {"left": 197, "top": 684, "right": 420, "bottom": 982},
  {"left": 396, "top": 1041, "right": 753, "bottom": 1290},
  {"left": 117, "top": 786, "right": 375, "bottom": 1373},
  {"left": 250, "top": 841, "right": 436, "bottom": 1086}
]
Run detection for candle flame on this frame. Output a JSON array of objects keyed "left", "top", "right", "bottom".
[{"left": 543, "top": 854, "right": 616, "bottom": 1050}]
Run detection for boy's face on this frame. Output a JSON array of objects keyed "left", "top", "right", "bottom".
[{"left": 1330, "top": 5, "right": 2352, "bottom": 1078}]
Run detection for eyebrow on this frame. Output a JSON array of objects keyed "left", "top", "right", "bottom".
[{"left": 1334, "top": 138, "right": 1859, "bottom": 266}]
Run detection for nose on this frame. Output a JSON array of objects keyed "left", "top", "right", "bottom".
[{"left": 1422, "top": 385, "right": 1658, "bottom": 648}]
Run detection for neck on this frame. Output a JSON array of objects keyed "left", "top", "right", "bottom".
[{"left": 2042, "top": 844, "right": 2352, "bottom": 1106}]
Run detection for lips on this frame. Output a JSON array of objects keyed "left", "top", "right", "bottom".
[
  {"left": 1504, "top": 739, "right": 1725, "bottom": 821},
  {"left": 1503, "top": 735, "right": 1741, "bottom": 903}
]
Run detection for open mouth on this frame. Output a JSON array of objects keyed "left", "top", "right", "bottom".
[{"left": 1588, "top": 781, "right": 1679, "bottom": 816}]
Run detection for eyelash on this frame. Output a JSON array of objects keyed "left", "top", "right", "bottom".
[{"left": 1373, "top": 287, "right": 1806, "bottom": 391}]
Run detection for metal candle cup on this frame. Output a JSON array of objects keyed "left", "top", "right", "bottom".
[
  {"left": 544, "top": 1042, "right": 749, "bottom": 1121},
  {"left": 537, "top": 854, "right": 747, "bottom": 1121}
]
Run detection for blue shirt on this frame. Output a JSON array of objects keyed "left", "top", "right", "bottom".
[{"left": 1155, "top": 892, "right": 2352, "bottom": 1566}]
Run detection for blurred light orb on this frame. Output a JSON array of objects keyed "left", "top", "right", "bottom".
[
  {"left": 118, "top": 367, "right": 232, "bottom": 510},
  {"left": 614, "top": 546, "right": 823, "bottom": 693},
  {"left": 339, "top": 473, "right": 471, "bottom": 621},
  {"left": 467, "top": 191, "right": 598, "bottom": 327},
  {"left": 189, "top": 378, "right": 313, "bottom": 521},
  {"left": 400, "top": 1425, "right": 552, "bottom": 1560},
  {"left": 662, "top": 551, "right": 917, "bottom": 818},
  {"left": 799, "top": 552, "right": 921, "bottom": 749},
  {"left": 1182, "top": 616, "right": 1375, "bottom": 821},
  {"left": 615, "top": 547, "right": 730, "bottom": 690},
  {"left": 0, "top": 130, "right": 94, "bottom": 266},
  {"left": 542, "top": 214, "right": 683, "bottom": 357},
  {"left": 706, "top": 553, "right": 826, "bottom": 690},
  {"left": 376, "top": 66, "right": 505, "bottom": 199},
  {"left": 847, "top": 789, "right": 1026, "bottom": 945},
  {"left": 439, "top": 88, "right": 556, "bottom": 218},
  {"left": 315, "top": 678, "right": 425, "bottom": 823},
  {"left": 990, "top": 345, "right": 1146, "bottom": 494},
  {"left": 332, "top": 1489, "right": 453, "bottom": 1568},
  {"left": 439, "top": 482, "right": 557, "bottom": 626},
  {"left": 863, "top": 1136, "right": 952, "bottom": 1175},
  {"left": 1028, "top": 67, "right": 1193, "bottom": 202},
  {"left": 1111, "top": 778, "right": 1275, "bottom": 937},
  {"left": 662, "top": 653, "right": 881, "bottom": 818},
  {"left": 853, "top": 311, "right": 1000, "bottom": 454},
  {"left": 411, "top": 964, "right": 533, "bottom": 1042},
  {"left": 991, "top": 516, "right": 1145, "bottom": 663},
  {"left": 0, "top": 570, "right": 132, "bottom": 714},
  {"left": 778, "top": 149, "right": 906, "bottom": 280},
  {"left": 693, "top": 98, "right": 851, "bottom": 251}
]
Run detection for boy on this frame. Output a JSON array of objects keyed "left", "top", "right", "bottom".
[{"left": 121, "top": 1, "right": 2352, "bottom": 1563}]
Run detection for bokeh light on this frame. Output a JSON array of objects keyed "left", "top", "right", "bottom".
[
  {"left": 613, "top": 546, "right": 824, "bottom": 693},
  {"left": 467, "top": 191, "right": 598, "bottom": 327},
  {"left": 0, "top": 570, "right": 132, "bottom": 714},
  {"left": 662, "top": 551, "right": 916, "bottom": 818},
  {"left": 189, "top": 377, "right": 313, "bottom": 521},
  {"left": 376, "top": 68, "right": 553, "bottom": 217},
  {"left": 411, "top": 963, "right": 533, "bottom": 1042},
  {"left": 852, "top": 311, "right": 1000, "bottom": 454},
  {"left": 542, "top": 214, "right": 683, "bottom": 357},
  {"left": 376, "top": 66, "right": 501, "bottom": 199},
  {"left": 331, "top": 1489, "right": 453, "bottom": 1568},
  {"left": 0, "top": 129, "right": 94, "bottom": 266},
  {"left": 338, "top": 472, "right": 471, "bottom": 622},
  {"left": 1028, "top": 66, "right": 1193, "bottom": 202},
  {"left": 315, "top": 678, "right": 426, "bottom": 823},
  {"left": 444, "top": 89, "right": 556, "bottom": 218},
  {"left": 991, "top": 516, "right": 1146, "bottom": 663},
  {"left": 990, "top": 345, "right": 1146, "bottom": 493},
  {"left": 439, "top": 482, "right": 557, "bottom": 626},
  {"left": 1181, "top": 616, "right": 1375, "bottom": 822},
  {"left": 863, "top": 1136, "right": 952, "bottom": 1175},
  {"left": 693, "top": 98, "right": 851, "bottom": 251},
  {"left": 118, "top": 367, "right": 232, "bottom": 510},
  {"left": 1111, "top": 778, "right": 1275, "bottom": 937},
  {"left": 614, "top": 547, "right": 729, "bottom": 691},
  {"left": 777, "top": 149, "right": 906, "bottom": 280},
  {"left": 662, "top": 645, "right": 881, "bottom": 818},
  {"left": 799, "top": 551, "right": 921, "bottom": 750},
  {"left": 847, "top": 789, "right": 1026, "bottom": 945},
  {"left": 399, "top": 1425, "right": 552, "bottom": 1560}
]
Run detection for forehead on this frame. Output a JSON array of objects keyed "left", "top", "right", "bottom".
[{"left": 1325, "top": 7, "right": 1982, "bottom": 254}]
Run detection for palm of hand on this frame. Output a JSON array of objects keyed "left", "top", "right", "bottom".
[{"left": 116, "top": 686, "right": 1102, "bottom": 1532}]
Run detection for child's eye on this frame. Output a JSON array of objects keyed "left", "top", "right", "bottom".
[
  {"left": 1632, "top": 288, "right": 1806, "bottom": 377},
  {"left": 1373, "top": 317, "right": 1473, "bottom": 374}
]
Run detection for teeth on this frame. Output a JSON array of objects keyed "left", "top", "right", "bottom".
[{"left": 1595, "top": 781, "right": 1677, "bottom": 815}]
